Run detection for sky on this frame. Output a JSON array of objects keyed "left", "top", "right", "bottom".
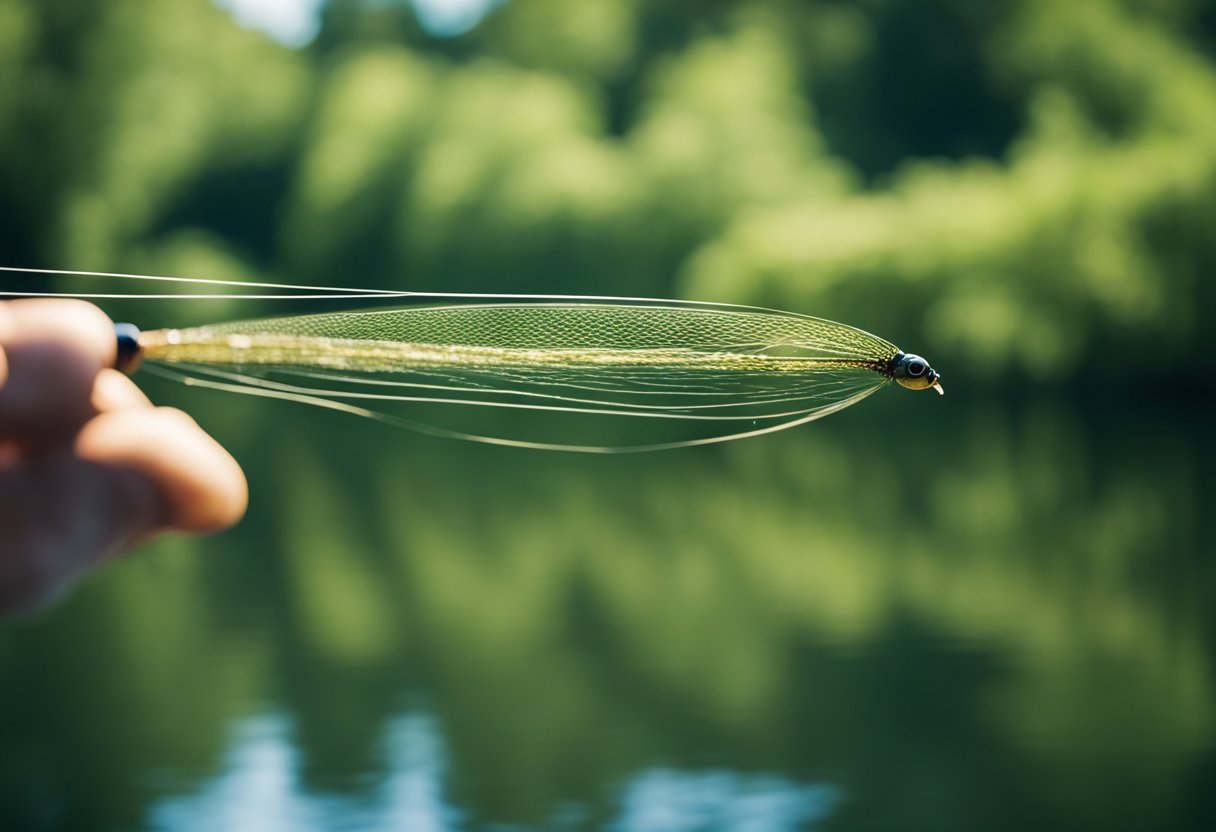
[{"left": 213, "top": 0, "right": 503, "bottom": 45}]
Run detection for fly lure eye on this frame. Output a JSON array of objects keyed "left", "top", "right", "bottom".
[{"left": 907, "top": 360, "right": 926, "bottom": 377}]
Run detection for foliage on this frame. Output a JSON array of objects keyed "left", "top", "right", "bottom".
[{"left": 2, "top": 0, "right": 1214, "bottom": 385}]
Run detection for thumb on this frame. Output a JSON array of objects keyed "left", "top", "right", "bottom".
[{"left": 75, "top": 406, "right": 248, "bottom": 533}]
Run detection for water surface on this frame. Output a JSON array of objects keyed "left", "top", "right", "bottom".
[{"left": 1, "top": 387, "right": 1212, "bottom": 831}]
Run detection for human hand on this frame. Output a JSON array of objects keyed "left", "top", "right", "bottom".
[{"left": 0, "top": 299, "right": 247, "bottom": 614}]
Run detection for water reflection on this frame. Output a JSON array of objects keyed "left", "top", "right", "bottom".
[
  {"left": 148, "top": 712, "right": 457, "bottom": 831},
  {"left": 613, "top": 769, "right": 840, "bottom": 832},
  {"left": 1, "top": 390, "right": 1212, "bottom": 831},
  {"left": 147, "top": 712, "right": 838, "bottom": 831}
]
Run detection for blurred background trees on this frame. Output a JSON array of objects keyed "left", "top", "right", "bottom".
[{"left": 2, "top": 0, "right": 1214, "bottom": 386}]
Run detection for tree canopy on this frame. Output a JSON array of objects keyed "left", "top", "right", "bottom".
[{"left": 2, "top": 0, "right": 1214, "bottom": 386}]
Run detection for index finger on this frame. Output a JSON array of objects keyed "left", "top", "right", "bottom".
[{"left": 0, "top": 299, "right": 118, "bottom": 444}]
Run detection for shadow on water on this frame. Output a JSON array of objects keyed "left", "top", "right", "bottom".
[{"left": 0, "top": 384, "right": 1213, "bottom": 831}]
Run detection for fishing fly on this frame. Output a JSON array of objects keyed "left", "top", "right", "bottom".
[{"left": 1, "top": 266, "right": 942, "bottom": 453}]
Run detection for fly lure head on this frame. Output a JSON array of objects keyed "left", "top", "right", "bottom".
[{"left": 887, "top": 352, "right": 943, "bottom": 395}]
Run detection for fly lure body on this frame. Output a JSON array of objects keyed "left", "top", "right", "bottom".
[{"left": 1, "top": 266, "right": 942, "bottom": 453}]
